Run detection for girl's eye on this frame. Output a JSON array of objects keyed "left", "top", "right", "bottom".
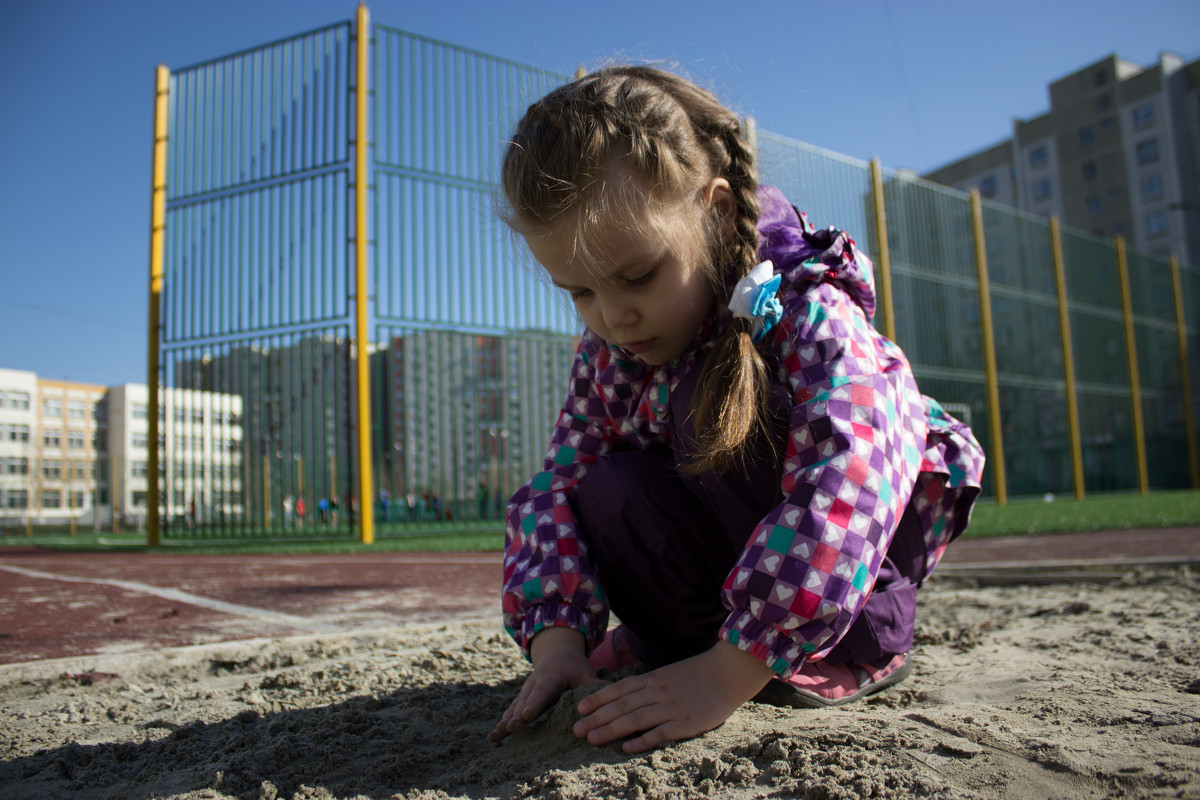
[
  {"left": 627, "top": 269, "right": 656, "bottom": 287},
  {"left": 569, "top": 288, "right": 592, "bottom": 301}
]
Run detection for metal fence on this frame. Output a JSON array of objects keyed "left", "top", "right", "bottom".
[{"left": 145, "top": 9, "right": 1198, "bottom": 542}]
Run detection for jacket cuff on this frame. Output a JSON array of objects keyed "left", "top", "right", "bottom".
[
  {"left": 720, "top": 610, "right": 816, "bottom": 679},
  {"left": 518, "top": 602, "right": 605, "bottom": 660}
]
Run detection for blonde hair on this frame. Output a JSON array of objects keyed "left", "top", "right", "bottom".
[{"left": 502, "top": 65, "right": 778, "bottom": 475}]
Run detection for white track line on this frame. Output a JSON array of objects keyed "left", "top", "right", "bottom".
[{"left": 0, "top": 563, "right": 337, "bottom": 633}]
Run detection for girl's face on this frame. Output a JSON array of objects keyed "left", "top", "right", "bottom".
[{"left": 525, "top": 175, "right": 733, "bottom": 367}]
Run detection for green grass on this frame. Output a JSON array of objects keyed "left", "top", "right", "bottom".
[
  {"left": 962, "top": 489, "right": 1200, "bottom": 537},
  {"left": 3, "top": 491, "right": 1197, "bottom": 553}
]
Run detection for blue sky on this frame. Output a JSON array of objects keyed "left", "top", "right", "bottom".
[{"left": 1, "top": 0, "right": 1197, "bottom": 386}]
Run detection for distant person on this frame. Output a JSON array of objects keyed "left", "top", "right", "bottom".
[
  {"left": 330, "top": 496, "right": 339, "bottom": 527},
  {"left": 489, "top": 66, "right": 985, "bottom": 754},
  {"left": 186, "top": 498, "right": 196, "bottom": 531},
  {"left": 318, "top": 497, "right": 329, "bottom": 527},
  {"left": 283, "top": 495, "right": 294, "bottom": 529},
  {"left": 295, "top": 496, "right": 306, "bottom": 528}
]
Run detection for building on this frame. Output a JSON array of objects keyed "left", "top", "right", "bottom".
[
  {"left": 0, "top": 368, "right": 38, "bottom": 525},
  {"left": 0, "top": 369, "right": 110, "bottom": 527},
  {"left": 35, "top": 377, "right": 109, "bottom": 525},
  {"left": 924, "top": 53, "right": 1200, "bottom": 264},
  {"left": 104, "top": 384, "right": 244, "bottom": 526},
  {"left": 382, "top": 330, "right": 578, "bottom": 520}
]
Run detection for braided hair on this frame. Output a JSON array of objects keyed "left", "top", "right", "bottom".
[{"left": 502, "top": 65, "right": 777, "bottom": 475}]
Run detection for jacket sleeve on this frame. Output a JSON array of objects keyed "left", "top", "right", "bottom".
[
  {"left": 719, "top": 276, "right": 929, "bottom": 677},
  {"left": 501, "top": 335, "right": 620, "bottom": 656}
]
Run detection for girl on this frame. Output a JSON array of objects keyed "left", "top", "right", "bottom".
[{"left": 489, "top": 65, "right": 984, "bottom": 754}]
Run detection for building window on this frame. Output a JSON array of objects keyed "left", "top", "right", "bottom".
[
  {"left": 43, "top": 431, "right": 61, "bottom": 448},
  {"left": 1029, "top": 146, "right": 1048, "bottom": 168},
  {"left": 132, "top": 433, "right": 149, "bottom": 449},
  {"left": 1096, "top": 93, "right": 1111, "bottom": 112},
  {"left": 42, "top": 460, "right": 62, "bottom": 479},
  {"left": 1079, "top": 127, "right": 1094, "bottom": 149},
  {"left": 132, "top": 403, "right": 148, "bottom": 420},
  {"left": 1137, "top": 139, "right": 1159, "bottom": 165},
  {"left": 1111, "top": 223, "right": 1126, "bottom": 237},
  {"left": 69, "top": 491, "right": 86, "bottom": 509},
  {"left": 131, "top": 461, "right": 149, "bottom": 478},
  {"left": 1107, "top": 186, "right": 1123, "bottom": 199},
  {"left": 4, "top": 490, "right": 28, "bottom": 509},
  {"left": 67, "top": 431, "right": 86, "bottom": 449},
  {"left": 43, "top": 398, "right": 62, "bottom": 417},
  {"left": 67, "top": 401, "right": 86, "bottom": 420},
  {"left": 1141, "top": 174, "right": 1164, "bottom": 200},
  {"left": 41, "top": 489, "right": 61, "bottom": 509},
  {"left": 1033, "top": 178, "right": 1053, "bottom": 201},
  {"left": 132, "top": 491, "right": 148, "bottom": 507},
  {"left": 1082, "top": 161, "right": 1097, "bottom": 181},
  {"left": 93, "top": 402, "right": 106, "bottom": 421},
  {"left": 1133, "top": 102, "right": 1155, "bottom": 129},
  {"left": 1094, "top": 68, "right": 1108, "bottom": 87},
  {"left": 1, "top": 391, "right": 31, "bottom": 410},
  {"left": 1146, "top": 212, "right": 1168, "bottom": 237},
  {"left": 3, "top": 457, "right": 28, "bottom": 475},
  {"left": 980, "top": 175, "right": 997, "bottom": 197},
  {"left": 3, "top": 424, "right": 31, "bottom": 443},
  {"left": 1086, "top": 196, "right": 1102, "bottom": 216}
]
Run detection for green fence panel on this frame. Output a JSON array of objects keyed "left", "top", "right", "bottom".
[{"left": 156, "top": 17, "right": 1200, "bottom": 539}]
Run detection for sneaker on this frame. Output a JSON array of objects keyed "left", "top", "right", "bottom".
[
  {"left": 755, "top": 652, "right": 912, "bottom": 709},
  {"left": 587, "top": 626, "right": 643, "bottom": 673}
]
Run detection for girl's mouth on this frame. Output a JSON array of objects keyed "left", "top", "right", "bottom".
[{"left": 620, "top": 339, "right": 655, "bottom": 355}]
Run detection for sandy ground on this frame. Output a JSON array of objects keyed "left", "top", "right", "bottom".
[{"left": 1, "top": 567, "right": 1198, "bottom": 800}]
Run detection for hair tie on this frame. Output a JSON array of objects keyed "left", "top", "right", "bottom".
[{"left": 728, "top": 260, "right": 781, "bottom": 343}]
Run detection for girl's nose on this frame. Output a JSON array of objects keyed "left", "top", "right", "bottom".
[{"left": 599, "top": 295, "right": 637, "bottom": 330}]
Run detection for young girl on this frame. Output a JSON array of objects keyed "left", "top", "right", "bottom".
[{"left": 489, "top": 65, "right": 984, "bottom": 755}]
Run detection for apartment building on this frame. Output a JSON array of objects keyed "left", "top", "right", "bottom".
[
  {"left": 35, "top": 377, "right": 108, "bottom": 525},
  {"left": 0, "top": 369, "right": 110, "bottom": 526},
  {"left": 924, "top": 52, "right": 1200, "bottom": 265},
  {"left": 106, "top": 384, "right": 244, "bottom": 526},
  {"left": 0, "top": 368, "right": 37, "bottom": 524}
]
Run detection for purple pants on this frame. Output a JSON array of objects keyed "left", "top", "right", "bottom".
[{"left": 571, "top": 364, "right": 924, "bottom": 668}]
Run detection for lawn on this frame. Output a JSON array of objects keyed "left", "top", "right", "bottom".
[{"left": 2, "top": 490, "right": 1197, "bottom": 553}]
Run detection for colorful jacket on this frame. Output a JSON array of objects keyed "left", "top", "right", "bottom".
[{"left": 501, "top": 186, "right": 986, "bottom": 678}]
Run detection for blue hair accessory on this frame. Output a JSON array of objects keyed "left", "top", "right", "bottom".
[{"left": 728, "top": 260, "right": 782, "bottom": 343}]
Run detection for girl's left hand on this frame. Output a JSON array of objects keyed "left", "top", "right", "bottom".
[{"left": 572, "top": 640, "right": 775, "bottom": 754}]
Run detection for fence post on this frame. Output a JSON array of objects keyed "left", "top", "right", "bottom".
[
  {"left": 147, "top": 64, "right": 170, "bottom": 547},
  {"left": 354, "top": 3, "right": 375, "bottom": 543},
  {"left": 970, "top": 189, "right": 1006, "bottom": 504},
  {"left": 1169, "top": 255, "right": 1199, "bottom": 489},
  {"left": 1114, "top": 237, "right": 1149, "bottom": 494},
  {"left": 869, "top": 159, "right": 896, "bottom": 343},
  {"left": 1049, "top": 218, "right": 1085, "bottom": 499}
]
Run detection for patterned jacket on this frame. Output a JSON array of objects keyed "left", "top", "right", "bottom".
[{"left": 501, "top": 186, "right": 986, "bottom": 677}]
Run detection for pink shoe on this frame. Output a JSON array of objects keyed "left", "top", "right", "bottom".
[
  {"left": 756, "top": 652, "right": 912, "bottom": 708},
  {"left": 587, "top": 626, "right": 643, "bottom": 673}
]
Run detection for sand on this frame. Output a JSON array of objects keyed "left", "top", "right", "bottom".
[{"left": 1, "top": 567, "right": 1198, "bottom": 800}]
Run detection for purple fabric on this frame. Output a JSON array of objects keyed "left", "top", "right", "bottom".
[{"left": 501, "top": 185, "right": 986, "bottom": 678}]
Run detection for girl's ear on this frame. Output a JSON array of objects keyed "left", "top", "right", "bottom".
[{"left": 702, "top": 177, "right": 735, "bottom": 226}]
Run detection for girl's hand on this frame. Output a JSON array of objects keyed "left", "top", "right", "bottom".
[
  {"left": 489, "top": 627, "right": 598, "bottom": 743},
  {"left": 573, "top": 640, "right": 774, "bottom": 754}
]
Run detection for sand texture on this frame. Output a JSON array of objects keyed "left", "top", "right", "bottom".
[{"left": 2, "top": 567, "right": 1198, "bottom": 799}]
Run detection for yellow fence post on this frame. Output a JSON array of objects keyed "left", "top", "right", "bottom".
[
  {"left": 355, "top": 3, "right": 375, "bottom": 544},
  {"left": 1049, "top": 218, "right": 1085, "bottom": 500},
  {"left": 1114, "top": 237, "right": 1149, "bottom": 494},
  {"left": 970, "top": 189, "right": 1006, "bottom": 505},
  {"left": 869, "top": 159, "right": 896, "bottom": 343},
  {"left": 147, "top": 64, "right": 169, "bottom": 547},
  {"left": 1169, "top": 255, "right": 1199, "bottom": 489}
]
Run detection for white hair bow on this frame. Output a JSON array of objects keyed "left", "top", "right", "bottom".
[{"left": 727, "top": 260, "right": 782, "bottom": 343}]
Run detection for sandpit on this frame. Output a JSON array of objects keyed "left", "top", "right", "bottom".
[{"left": 2, "top": 567, "right": 1198, "bottom": 799}]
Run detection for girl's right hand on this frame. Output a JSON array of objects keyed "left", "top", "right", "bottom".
[{"left": 489, "top": 627, "right": 598, "bottom": 743}]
